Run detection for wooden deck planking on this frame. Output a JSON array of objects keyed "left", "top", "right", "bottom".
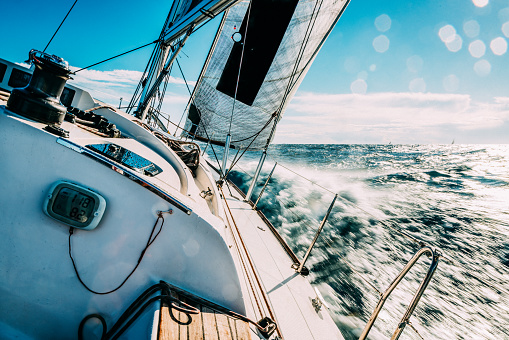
[
  {"left": 160, "top": 291, "right": 252, "bottom": 340},
  {"left": 201, "top": 307, "right": 219, "bottom": 340}
]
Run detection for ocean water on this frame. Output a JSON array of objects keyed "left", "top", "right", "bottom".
[{"left": 216, "top": 144, "right": 509, "bottom": 340}]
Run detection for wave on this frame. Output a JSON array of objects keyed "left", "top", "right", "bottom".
[{"left": 217, "top": 144, "right": 509, "bottom": 339}]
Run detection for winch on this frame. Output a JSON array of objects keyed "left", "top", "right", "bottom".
[{"left": 6, "top": 49, "right": 71, "bottom": 124}]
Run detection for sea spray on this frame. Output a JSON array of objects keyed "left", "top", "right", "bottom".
[{"left": 208, "top": 144, "right": 509, "bottom": 340}]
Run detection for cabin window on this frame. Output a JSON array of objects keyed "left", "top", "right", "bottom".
[
  {"left": 8, "top": 68, "right": 31, "bottom": 88},
  {"left": 60, "top": 87, "right": 75, "bottom": 107},
  {"left": 0, "top": 63, "right": 7, "bottom": 83},
  {"left": 86, "top": 143, "right": 163, "bottom": 177}
]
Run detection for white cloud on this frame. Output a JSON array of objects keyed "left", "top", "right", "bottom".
[
  {"left": 274, "top": 92, "right": 509, "bottom": 144},
  {"left": 67, "top": 66, "right": 194, "bottom": 107}
]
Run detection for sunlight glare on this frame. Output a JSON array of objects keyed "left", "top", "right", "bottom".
[
  {"left": 406, "top": 55, "right": 424, "bottom": 73},
  {"left": 472, "top": 0, "right": 489, "bottom": 8},
  {"left": 439, "top": 25, "right": 456, "bottom": 43},
  {"left": 375, "top": 14, "right": 392, "bottom": 32},
  {"left": 443, "top": 74, "right": 459, "bottom": 92},
  {"left": 409, "top": 78, "right": 426, "bottom": 92},
  {"left": 463, "top": 20, "right": 480, "bottom": 38},
  {"left": 474, "top": 59, "right": 491, "bottom": 76},
  {"left": 350, "top": 79, "right": 367, "bottom": 94},
  {"left": 502, "top": 22, "right": 509, "bottom": 38},
  {"left": 490, "top": 37, "right": 508, "bottom": 55},
  {"left": 357, "top": 71, "right": 368, "bottom": 80},
  {"left": 468, "top": 40, "right": 486, "bottom": 58},
  {"left": 446, "top": 34, "right": 463, "bottom": 52},
  {"left": 373, "top": 35, "right": 390, "bottom": 53}
]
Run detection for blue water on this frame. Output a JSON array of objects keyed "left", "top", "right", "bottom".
[{"left": 217, "top": 144, "right": 509, "bottom": 340}]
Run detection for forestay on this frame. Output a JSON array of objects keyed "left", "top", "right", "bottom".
[{"left": 183, "top": 0, "right": 350, "bottom": 149}]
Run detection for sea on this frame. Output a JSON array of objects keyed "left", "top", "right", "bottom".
[{"left": 212, "top": 144, "right": 509, "bottom": 340}]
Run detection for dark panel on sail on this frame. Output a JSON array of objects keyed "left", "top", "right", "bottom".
[
  {"left": 216, "top": 0, "right": 299, "bottom": 106},
  {"left": 188, "top": 103, "right": 201, "bottom": 134}
]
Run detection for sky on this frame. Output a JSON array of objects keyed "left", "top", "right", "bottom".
[{"left": 2, "top": 0, "right": 509, "bottom": 144}]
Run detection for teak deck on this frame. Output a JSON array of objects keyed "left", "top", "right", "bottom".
[{"left": 159, "top": 292, "right": 252, "bottom": 340}]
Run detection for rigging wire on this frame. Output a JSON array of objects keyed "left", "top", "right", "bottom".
[
  {"left": 227, "top": 0, "right": 254, "bottom": 134},
  {"left": 73, "top": 40, "right": 159, "bottom": 73},
  {"left": 174, "top": 58, "right": 223, "bottom": 171},
  {"left": 43, "top": 0, "right": 78, "bottom": 53},
  {"left": 277, "top": 0, "right": 324, "bottom": 115}
]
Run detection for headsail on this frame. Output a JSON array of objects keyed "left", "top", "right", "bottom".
[{"left": 183, "top": 0, "right": 350, "bottom": 149}]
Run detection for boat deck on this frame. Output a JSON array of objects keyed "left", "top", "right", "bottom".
[
  {"left": 159, "top": 290, "right": 252, "bottom": 340},
  {"left": 216, "top": 178, "right": 345, "bottom": 340}
]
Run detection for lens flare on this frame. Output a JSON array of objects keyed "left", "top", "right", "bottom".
[
  {"left": 350, "top": 79, "right": 367, "bottom": 94},
  {"left": 472, "top": 0, "right": 489, "bottom": 8},
  {"left": 409, "top": 78, "right": 426, "bottom": 92},
  {"left": 490, "top": 37, "right": 508, "bottom": 55},
  {"left": 469, "top": 40, "right": 486, "bottom": 58},
  {"left": 375, "top": 14, "right": 392, "bottom": 32},
  {"left": 373, "top": 35, "right": 390, "bottom": 53},
  {"left": 474, "top": 59, "right": 491, "bottom": 76},
  {"left": 443, "top": 74, "right": 460, "bottom": 92},
  {"left": 463, "top": 20, "right": 480, "bottom": 38}
]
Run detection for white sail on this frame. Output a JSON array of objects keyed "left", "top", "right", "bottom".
[{"left": 184, "top": 0, "right": 350, "bottom": 149}]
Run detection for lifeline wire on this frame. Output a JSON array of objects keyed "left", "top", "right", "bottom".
[{"left": 43, "top": 0, "right": 78, "bottom": 53}]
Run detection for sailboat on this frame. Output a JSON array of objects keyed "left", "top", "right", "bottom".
[{"left": 0, "top": 0, "right": 441, "bottom": 339}]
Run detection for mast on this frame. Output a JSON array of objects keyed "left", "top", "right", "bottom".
[{"left": 134, "top": 0, "right": 241, "bottom": 121}]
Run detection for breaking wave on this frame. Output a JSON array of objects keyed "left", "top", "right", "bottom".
[{"left": 218, "top": 144, "right": 509, "bottom": 340}]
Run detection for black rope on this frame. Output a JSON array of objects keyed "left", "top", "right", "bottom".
[
  {"left": 43, "top": 0, "right": 78, "bottom": 53},
  {"left": 73, "top": 40, "right": 159, "bottom": 73},
  {"left": 78, "top": 281, "right": 200, "bottom": 340},
  {"left": 68, "top": 212, "right": 165, "bottom": 295}
]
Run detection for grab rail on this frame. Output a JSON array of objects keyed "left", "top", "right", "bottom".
[{"left": 359, "top": 246, "right": 441, "bottom": 340}]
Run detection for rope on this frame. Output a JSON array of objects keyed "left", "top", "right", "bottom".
[
  {"left": 68, "top": 211, "right": 168, "bottom": 295},
  {"left": 73, "top": 40, "right": 159, "bottom": 73},
  {"left": 43, "top": 0, "right": 78, "bottom": 53}
]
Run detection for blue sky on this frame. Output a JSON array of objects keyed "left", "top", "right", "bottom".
[{"left": 2, "top": 0, "right": 509, "bottom": 143}]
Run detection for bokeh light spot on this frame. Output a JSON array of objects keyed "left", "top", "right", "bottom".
[
  {"left": 357, "top": 71, "right": 368, "bottom": 80},
  {"left": 463, "top": 20, "right": 480, "bottom": 38},
  {"left": 373, "top": 35, "right": 390, "bottom": 53},
  {"left": 344, "top": 57, "right": 361, "bottom": 74},
  {"left": 350, "top": 79, "right": 367, "bottom": 94},
  {"left": 474, "top": 59, "right": 491, "bottom": 76},
  {"left": 406, "top": 55, "right": 424, "bottom": 73},
  {"left": 439, "top": 25, "right": 456, "bottom": 43},
  {"left": 502, "top": 22, "right": 509, "bottom": 38},
  {"left": 409, "top": 78, "right": 426, "bottom": 92},
  {"left": 469, "top": 40, "right": 486, "bottom": 58},
  {"left": 472, "top": 0, "right": 489, "bottom": 8},
  {"left": 446, "top": 34, "right": 463, "bottom": 52},
  {"left": 499, "top": 7, "right": 509, "bottom": 23},
  {"left": 369, "top": 64, "right": 376, "bottom": 72},
  {"left": 375, "top": 14, "right": 392, "bottom": 32},
  {"left": 490, "top": 37, "right": 508, "bottom": 55},
  {"left": 443, "top": 74, "right": 459, "bottom": 92}
]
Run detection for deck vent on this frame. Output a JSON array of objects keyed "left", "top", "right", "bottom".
[{"left": 7, "top": 49, "right": 71, "bottom": 124}]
